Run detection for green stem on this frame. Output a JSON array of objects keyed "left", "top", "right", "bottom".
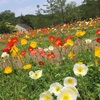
[
  {"left": 80, "top": 76, "right": 88, "bottom": 100},
  {"left": 0, "top": 95, "right": 4, "bottom": 100},
  {"left": 13, "top": 48, "right": 24, "bottom": 65},
  {"left": 14, "top": 76, "right": 19, "bottom": 100}
]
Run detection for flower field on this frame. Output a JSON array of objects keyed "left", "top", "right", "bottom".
[{"left": 0, "top": 18, "right": 100, "bottom": 100}]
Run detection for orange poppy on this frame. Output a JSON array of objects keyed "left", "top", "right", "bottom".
[
  {"left": 96, "top": 29, "right": 100, "bottom": 35},
  {"left": 48, "top": 36, "right": 55, "bottom": 42},
  {"left": 28, "top": 46, "right": 34, "bottom": 52},
  {"left": 47, "top": 52, "right": 55, "bottom": 59},
  {"left": 20, "top": 50, "right": 26, "bottom": 56},
  {"left": 54, "top": 38, "right": 63, "bottom": 47}
]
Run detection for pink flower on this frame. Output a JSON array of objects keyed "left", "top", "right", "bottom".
[{"left": 31, "top": 49, "right": 37, "bottom": 55}]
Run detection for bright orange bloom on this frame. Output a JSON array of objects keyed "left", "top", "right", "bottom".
[
  {"left": 54, "top": 38, "right": 63, "bottom": 47},
  {"left": 20, "top": 50, "right": 26, "bottom": 56},
  {"left": 28, "top": 46, "right": 34, "bottom": 52},
  {"left": 96, "top": 29, "right": 100, "bottom": 35},
  {"left": 47, "top": 52, "right": 55, "bottom": 59},
  {"left": 48, "top": 36, "right": 55, "bottom": 42},
  {"left": 41, "top": 28, "right": 48, "bottom": 34}
]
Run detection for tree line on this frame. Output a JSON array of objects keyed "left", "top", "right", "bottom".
[{"left": 0, "top": 0, "right": 100, "bottom": 33}]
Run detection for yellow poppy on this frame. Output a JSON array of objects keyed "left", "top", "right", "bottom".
[
  {"left": 66, "top": 39, "right": 74, "bottom": 46},
  {"left": 11, "top": 45, "right": 18, "bottom": 53},
  {"left": 95, "top": 46, "right": 100, "bottom": 58},
  {"left": 4, "top": 66, "right": 12, "bottom": 74},
  {"left": 30, "top": 41, "right": 37, "bottom": 48},
  {"left": 11, "top": 52, "right": 17, "bottom": 57},
  {"left": 21, "top": 38, "right": 28, "bottom": 45},
  {"left": 23, "top": 64, "right": 32, "bottom": 70},
  {"left": 25, "top": 35, "right": 30, "bottom": 39},
  {"left": 76, "top": 30, "right": 86, "bottom": 37},
  {"left": 68, "top": 51, "right": 75, "bottom": 59},
  {"left": 76, "top": 62, "right": 83, "bottom": 64}
]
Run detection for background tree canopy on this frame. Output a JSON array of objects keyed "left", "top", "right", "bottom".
[{"left": 0, "top": 0, "right": 100, "bottom": 33}]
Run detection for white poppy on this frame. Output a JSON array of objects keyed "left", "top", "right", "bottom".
[
  {"left": 57, "top": 87, "right": 77, "bottom": 100},
  {"left": 29, "top": 70, "right": 42, "bottom": 79},
  {"left": 44, "top": 48, "right": 49, "bottom": 52},
  {"left": 48, "top": 46, "right": 54, "bottom": 51},
  {"left": 65, "top": 85, "right": 80, "bottom": 97},
  {"left": 1, "top": 52, "right": 9, "bottom": 58},
  {"left": 85, "top": 39, "right": 92, "bottom": 44},
  {"left": 73, "top": 63, "right": 88, "bottom": 76},
  {"left": 39, "top": 91, "right": 53, "bottom": 100},
  {"left": 64, "top": 77, "right": 77, "bottom": 87},
  {"left": 49, "top": 82, "right": 63, "bottom": 96}
]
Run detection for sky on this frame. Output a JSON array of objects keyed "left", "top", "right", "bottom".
[{"left": 0, "top": 0, "right": 83, "bottom": 17}]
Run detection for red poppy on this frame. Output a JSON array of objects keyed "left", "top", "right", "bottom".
[
  {"left": 64, "top": 35, "right": 73, "bottom": 42},
  {"left": 10, "top": 37, "right": 18, "bottom": 43},
  {"left": 38, "top": 61, "right": 44, "bottom": 66},
  {"left": 51, "top": 52, "right": 55, "bottom": 58},
  {"left": 64, "top": 37, "right": 67, "bottom": 42},
  {"left": 20, "top": 50, "right": 26, "bottom": 56},
  {"left": 2, "top": 40, "right": 15, "bottom": 52},
  {"left": 48, "top": 36, "right": 55, "bottom": 42},
  {"left": 6, "top": 41, "right": 15, "bottom": 48},
  {"left": 96, "top": 38, "right": 100, "bottom": 43},
  {"left": 67, "top": 35, "right": 73, "bottom": 40},
  {"left": 41, "top": 28, "right": 48, "bottom": 34},
  {"left": 96, "top": 29, "right": 100, "bottom": 35},
  {"left": 54, "top": 37, "right": 63, "bottom": 47},
  {"left": 31, "top": 31, "right": 35, "bottom": 37},
  {"left": 28, "top": 46, "right": 34, "bottom": 52},
  {"left": 73, "top": 56, "right": 77, "bottom": 60},
  {"left": 2, "top": 45, "right": 12, "bottom": 52},
  {"left": 47, "top": 52, "right": 55, "bottom": 59}
]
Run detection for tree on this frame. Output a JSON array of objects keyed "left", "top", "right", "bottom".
[
  {"left": 43, "top": 0, "right": 67, "bottom": 24},
  {"left": 65, "top": 2, "right": 82, "bottom": 22},
  {"left": 82, "top": 0, "right": 100, "bottom": 17},
  {"left": 35, "top": 5, "right": 44, "bottom": 28},
  {"left": 43, "top": 0, "right": 56, "bottom": 15},
  {"left": 0, "top": 10, "right": 16, "bottom": 25},
  {"left": 54, "top": 0, "right": 67, "bottom": 23},
  {"left": 0, "top": 21, "right": 17, "bottom": 34}
]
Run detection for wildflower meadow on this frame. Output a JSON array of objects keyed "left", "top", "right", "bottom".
[{"left": 0, "top": 18, "right": 100, "bottom": 100}]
